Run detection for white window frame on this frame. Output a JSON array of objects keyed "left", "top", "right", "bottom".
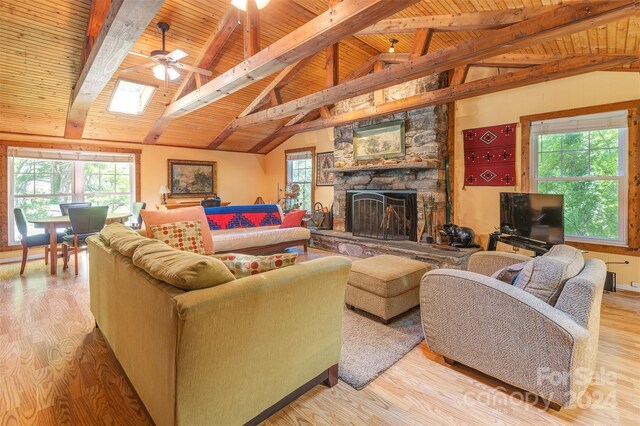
[
  {"left": 7, "top": 148, "right": 136, "bottom": 245},
  {"left": 285, "top": 148, "right": 314, "bottom": 212},
  {"left": 530, "top": 110, "right": 628, "bottom": 246}
]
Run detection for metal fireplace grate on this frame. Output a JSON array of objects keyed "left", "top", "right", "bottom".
[{"left": 351, "top": 192, "right": 409, "bottom": 240}]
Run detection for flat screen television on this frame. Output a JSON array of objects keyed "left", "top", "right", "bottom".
[{"left": 500, "top": 192, "right": 564, "bottom": 245}]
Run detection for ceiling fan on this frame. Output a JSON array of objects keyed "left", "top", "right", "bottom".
[{"left": 123, "top": 22, "right": 212, "bottom": 87}]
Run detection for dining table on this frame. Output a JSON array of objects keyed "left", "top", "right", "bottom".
[{"left": 30, "top": 212, "right": 131, "bottom": 275}]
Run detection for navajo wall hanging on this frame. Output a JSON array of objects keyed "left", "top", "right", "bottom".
[{"left": 463, "top": 123, "right": 517, "bottom": 186}]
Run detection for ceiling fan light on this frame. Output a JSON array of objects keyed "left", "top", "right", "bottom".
[
  {"left": 152, "top": 64, "right": 166, "bottom": 80},
  {"left": 167, "top": 67, "right": 181, "bottom": 81},
  {"left": 255, "top": 0, "right": 270, "bottom": 9},
  {"left": 231, "top": 0, "right": 246, "bottom": 11}
]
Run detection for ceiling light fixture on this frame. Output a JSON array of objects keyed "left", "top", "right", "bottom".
[
  {"left": 231, "top": 0, "right": 270, "bottom": 11},
  {"left": 152, "top": 64, "right": 180, "bottom": 81},
  {"left": 388, "top": 38, "right": 399, "bottom": 53}
]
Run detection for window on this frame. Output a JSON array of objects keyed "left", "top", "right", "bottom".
[
  {"left": 285, "top": 148, "right": 314, "bottom": 212},
  {"left": 8, "top": 148, "right": 136, "bottom": 244},
  {"left": 107, "top": 79, "right": 156, "bottom": 115},
  {"left": 530, "top": 110, "right": 628, "bottom": 245}
]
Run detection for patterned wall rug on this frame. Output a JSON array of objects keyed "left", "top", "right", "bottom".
[{"left": 339, "top": 306, "right": 423, "bottom": 390}]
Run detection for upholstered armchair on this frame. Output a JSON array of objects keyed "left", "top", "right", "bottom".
[{"left": 420, "top": 251, "right": 606, "bottom": 409}]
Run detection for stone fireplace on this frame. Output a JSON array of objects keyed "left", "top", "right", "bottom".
[{"left": 331, "top": 72, "right": 449, "bottom": 241}]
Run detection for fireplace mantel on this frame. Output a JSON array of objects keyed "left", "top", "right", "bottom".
[{"left": 327, "top": 160, "right": 439, "bottom": 174}]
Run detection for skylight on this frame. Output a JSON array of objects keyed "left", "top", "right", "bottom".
[{"left": 107, "top": 79, "right": 156, "bottom": 115}]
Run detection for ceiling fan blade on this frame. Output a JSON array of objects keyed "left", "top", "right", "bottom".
[
  {"left": 121, "top": 62, "right": 155, "bottom": 73},
  {"left": 166, "top": 49, "right": 188, "bottom": 61},
  {"left": 173, "top": 62, "right": 213, "bottom": 77},
  {"left": 127, "top": 50, "right": 149, "bottom": 58}
]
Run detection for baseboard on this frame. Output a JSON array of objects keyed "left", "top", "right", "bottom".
[{"left": 615, "top": 284, "right": 640, "bottom": 293}]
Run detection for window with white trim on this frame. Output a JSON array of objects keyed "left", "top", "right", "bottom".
[
  {"left": 7, "top": 148, "right": 136, "bottom": 244},
  {"left": 530, "top": 110, "right": 628, "bottom": 245},
  {"left": 285, "top": 149, "right": 314, "bottom": 212}
]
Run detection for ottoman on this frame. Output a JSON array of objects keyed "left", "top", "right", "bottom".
[{"left": 345, "top": 255, "right": 430, "bottom": 323}]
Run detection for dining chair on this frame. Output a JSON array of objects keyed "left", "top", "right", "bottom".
[
  {"left": 59, "top": 202, "right": 92, "bottom": 215},
  {"left": 14, "top": 208, "right": 65, "bottom": 275},
  {"left": 62, "top": 206, "right": 108, "bottom": 275},
  {"left": 60, "top": 202, "right": 92, "bottom": 236},
  {"left": 130, "top": 202, "right": 146, "bottom": 229}
]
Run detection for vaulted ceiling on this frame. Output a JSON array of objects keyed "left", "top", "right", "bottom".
[{"left": 0, "top": 0, "right": 638, "bottom": 153}]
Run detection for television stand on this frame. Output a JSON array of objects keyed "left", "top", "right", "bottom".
[{"left": 487, "top": 233, "right": 553, "bottom": 256}]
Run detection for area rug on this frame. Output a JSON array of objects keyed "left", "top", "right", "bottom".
[{"left": 339, "top": 306, "right": 423, "bottom": 390}]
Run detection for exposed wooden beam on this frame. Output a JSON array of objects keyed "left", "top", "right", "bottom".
[
  {"left": 319, "top": 106, "right": 332, "bottom": 118},
  {"left": 144, "top": 0, "right": 420, "bottom": 144},
  {"left": 376, "top": 52, "right": 410, "bottom": 63},
  {"left": 450, "top": 65, "right": 470, "bottom": 86},
  {"left": 230, "top": 1, "right": 639, "bottom": 131},
  {"left": 252, "top": 50, "right": 398, "bottom": 149},
  {"left": 355, "top": 6, "right": 560, "bottom": 34},
  {"left": 326, "top": 44, "right": 340, "bottom": 87},
  {"left": 80, "top": 0, "right": 112, "bottom": 66},
  {"left": 270, "top": 89, "right": 282, "bottom": 106},
  {"left": 373, "top": 60, "right": 385, "bottom": 105},
  {"left": 207, "top": 57, "right": 314, "bottom": 149},
  {"left": 244, "top": 0, "right": 260, "bottom": 59},
  {"left": 250, "top": 111, "right": 323, "bottom": 154},
  {"left": 474, "top": 53, "right": 640, "bottom": 72},
  {"left": 409, "top": 29, "right": 433, "bottom": 60},
  {"left": 273, "top": 55, "right": 636, "bottom": 136},
  {"left": 326, "top": 0, "right": 342, "bottom": 88},
  {"left": 173, "top": 6, "right": 239, "bottom": 102},
  {"left": 64, "top": 0, "right": 165, "bottom": 139}
]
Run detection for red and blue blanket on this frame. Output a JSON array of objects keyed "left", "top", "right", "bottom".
[{"left": 204, "top": 204, "right": 282, "bottom": 230}]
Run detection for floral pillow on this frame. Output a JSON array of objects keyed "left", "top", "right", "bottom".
[
  {"left": 149, "top": 220, "right": 206, "bottom": 254},
  {"left": 212, "top": 253, "right": 298, "bottom": 278}
]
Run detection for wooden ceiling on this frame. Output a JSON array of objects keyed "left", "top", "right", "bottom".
[{"left": 0, "top": 0, "right": 638, "bottom": 153}]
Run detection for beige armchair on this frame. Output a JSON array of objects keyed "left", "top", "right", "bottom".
[{"left": 420, "top": 251, "right": 606, "bottom": 409}]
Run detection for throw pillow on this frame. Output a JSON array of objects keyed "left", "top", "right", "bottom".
[
  {"left": 149, "top": 221, "right": 206, "bottom": 254},
  {"left": 212, "top": 253, "right": 298, "bottom": 278},
  {"left": 140, "top": 206, "right": 214, "bottom": 255},
  {"left": 132, "top": 239, "right": 235, "bottom": 291},
  {"left": 491, "top": 261, "right": 528, "bottom": 285},
  {"left": 513, "top": 244, "right": 585, "bottom": 306},
  {"left": 280, "top": 210, "right": 306, "bottom": 229}
]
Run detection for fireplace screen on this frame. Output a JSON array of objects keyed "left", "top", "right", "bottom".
[{"left": 351, "top": 192, "right": 410, "bottom": 240}]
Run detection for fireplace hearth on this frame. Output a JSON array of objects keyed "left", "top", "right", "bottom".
[{"left": 346, "top": 190, "right": 417, "bottom": 241}]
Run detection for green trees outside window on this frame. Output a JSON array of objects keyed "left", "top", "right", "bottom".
[
  {"left": 534, "top": 127, "right": 626, "bottom": 243},
  {"left": 10, "top": 156, "right": 134, "bottom": 243}
]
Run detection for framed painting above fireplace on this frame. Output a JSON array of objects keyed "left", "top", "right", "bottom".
[{"left": 353, "top": 120, "right": 405, "bottom": 161}]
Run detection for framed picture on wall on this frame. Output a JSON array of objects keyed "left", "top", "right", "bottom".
[
  {"left": 168, "top": 159, "right": 217, "bottom": 198},
  {"left": 353, "top": 120, "right": 405, "bottom": 161},
  {"left": 316, "top": 151, "right": 335, "bottom": 186}
]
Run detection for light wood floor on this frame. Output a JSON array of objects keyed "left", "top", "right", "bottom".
[{"left": 0, "top": 249, "right": 638, "bottom": 425}]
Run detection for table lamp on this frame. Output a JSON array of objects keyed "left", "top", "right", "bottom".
[{"left": 159, "top": 185, "right": 170, "bottom": 205}]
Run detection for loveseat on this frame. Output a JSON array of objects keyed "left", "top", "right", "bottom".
[
  {"left": 205, "top": 204, "right": 310, "bottom": 254},
  {"left": 420, "top": 249, "right": 606, "bottom": 409},
  {"left": 87, "top": 225, "right": 351, "bottom": 425}
]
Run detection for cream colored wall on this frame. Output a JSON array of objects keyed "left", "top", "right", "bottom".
[
  {"left": 1, "top": 137, "right": 267, "bottom": 260},
  {"left": 454, "top": 70, "right": 640, "bottom": 284},
  {"left": 263, "top": 128, "right": 335, "bottom": 208},
  {"left": 136, "top": 144, "right": 267, "bottom": 208}
]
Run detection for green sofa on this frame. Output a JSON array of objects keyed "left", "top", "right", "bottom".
[{"left": 87, "top": 231, "right": 351, "bottom": 425}]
